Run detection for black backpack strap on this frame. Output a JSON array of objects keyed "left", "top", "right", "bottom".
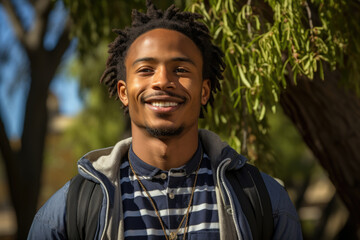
[
  {"left": 226, "top": 163, "right": 274, "bottom": 240},
  {"left": 66, "top": 174, "right": 103, "bottom": 240}
]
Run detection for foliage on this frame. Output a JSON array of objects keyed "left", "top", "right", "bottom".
[
  {"left": 191, "top": 0, "right": 360, "bottom": 161},
  {"left": 62, "top": 43, "right": 127, "bottom": 158},
  {"left": 63, "top": 0, "right": 190, "bottom": 57},
  {"left": 63, "top": 0, "right": 140, "bottom": 56},
  {"left": 63, "top": 86, "right": 127, "bottom": 159}
]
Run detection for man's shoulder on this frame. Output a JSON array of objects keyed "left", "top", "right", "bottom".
[
  {"left": 260, "top": 172, "right": 303, "bottom": 238},
  {"left": 28, "top": 181, "right": 70, "bottom": 239},
  {"left": 260, "top": 172, "right": 300, "bottom": 220}
]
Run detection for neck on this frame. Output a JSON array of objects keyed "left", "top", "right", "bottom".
[{"left": 131, "top": 124, "right": 199, "bottom": 170}]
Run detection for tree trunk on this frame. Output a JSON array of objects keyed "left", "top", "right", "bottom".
[
  {"left": 0, "top": 1, "right": 70, "bottom": 236},
  {"left": 280, "top": 67, "right": 360, "bottom": 236},
  {"left": 13, "top": 49, "right": 57, "bottom": 239}
]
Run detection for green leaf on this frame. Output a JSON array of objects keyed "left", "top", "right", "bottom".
[
  {"left": 234, "top": 95, "right": 241, "bottom": 108},
  {"left": 237, "top": 64, "right": 251, "bottom": 88},
  {"left": 234, "top": 43, "right": 244, "bottom": 55},
  {"left": 259, "top": 104, "right": 266, "bottom": 121},
  {"left": 272, "top": 34, "right": 281, "bottom": 56},
  {"left": 253, "top": 98, "right": 259, "bottom": 110},
  {"left": 281, "top": 57, "right": 291, "bottom": 75},
  {"left": 271, "top": 105, "right": 276, "bottom": 113},
  {"left": 221, "top": 115, "right": 228, "bottom": 124},
  {"left": 319, "top": 60, "right": 324, "bottom": 80},
  {"left": 214, "top": 26, "right": 223, "bottom": 39},
  {"left": 255, "top": 16, "right": 260, "bottom": 30},
  {"left": 272, "top": 88, "right": 278, "bottom": 102},
  {"left": 228, "top": 0, "right": 234, "bottom": 13},
  {"left": 304, "top": 59, "right": 311, "bottom": 71},
  {"left": 215, "top": 0, "right": 222, "bottom": 12}
]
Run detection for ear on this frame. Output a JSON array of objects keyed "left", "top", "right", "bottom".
[
  {"left": 201, "top": 79, "right": 211, "bottom": 105},
  {"left": 117, "top": 80, "right": 128, "bottom": 106}
]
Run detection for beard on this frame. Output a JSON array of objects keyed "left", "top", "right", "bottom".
[{"left": 145, "top": 126, "right": 184, "bottom": 138}]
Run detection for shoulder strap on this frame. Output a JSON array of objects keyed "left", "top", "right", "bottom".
[
  {"left": 66, "top": 174, "right": 103, "bottom": 240},
  {"left": 226, "top": 163, "right": 274, "bottom": 240}
]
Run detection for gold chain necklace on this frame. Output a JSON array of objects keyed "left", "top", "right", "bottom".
[{"left": 128, "top": 150, "right": 203, "bottom": 240}]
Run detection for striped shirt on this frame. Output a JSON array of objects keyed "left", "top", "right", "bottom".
[{"left": 120, "top": 143, "right": 219, "bottom": 239}]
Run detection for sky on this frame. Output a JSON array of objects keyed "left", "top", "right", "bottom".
[{"left": 0, "top": 1, "right": 83, "bottom": 138}]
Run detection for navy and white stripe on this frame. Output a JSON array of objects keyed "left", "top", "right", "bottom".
[{"left": 120, "top": 143, "right": 219, "bottom": 239}]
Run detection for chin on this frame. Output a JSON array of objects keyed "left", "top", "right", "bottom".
[{"left": 145, "top": 126, "right": 184, "bottom": 138}]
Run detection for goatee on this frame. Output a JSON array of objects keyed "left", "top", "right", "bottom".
[{"left": 146, "top": 126, "right": 184, "bottom": 138}]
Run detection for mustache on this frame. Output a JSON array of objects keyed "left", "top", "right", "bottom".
[{"left": 141, "top": 91, "right": 187, "bottom": 103}]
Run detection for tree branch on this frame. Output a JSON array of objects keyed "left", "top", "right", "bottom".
[
  {"left": 241, "top": 0, "right": 252, "bottom": 155},
  {"left": 0, "top": 114, "right": 15, "bottom": 169},
  {"left": 303, "top": 1, "right": 313, "bottom": 32},
  {"left": 0, "top": 0, "right": 27, "bottom": 46},
  {"left": 51, "top": 16, "right": 71, "bottom": 60},
  {"left": 34, "top": 0, "right": 52, "bottom": 41},
  {"left": 246, "top": 0, "right": 252, "bottom": 38},
  {"left": 26, "top": 0, "right": 53, "bottom": 51},
  {"left": 241, "top": 89, "right": 248, "bottom": 155},
  {"left": 0, "top": 113, "right": 21, "bottom": 210}
]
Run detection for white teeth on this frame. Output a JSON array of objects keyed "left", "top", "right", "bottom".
[{"left": 151, "top": 102, "right": 178, "bottom": 107}]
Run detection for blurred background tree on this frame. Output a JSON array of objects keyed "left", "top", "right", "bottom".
[
  {"left": 191, "top": 1, "right": 360, "bottom": 238},
  {"left": 0, "top": 0, "right": 359, "bottom": 239},
  {"left": 0, "top": 0, "right": 72, "bottom": 238}
]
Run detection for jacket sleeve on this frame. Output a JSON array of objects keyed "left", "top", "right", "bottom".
[
  {"left": 261, "top": 173, "right": 303, "bottom": 240},
  {"left": 27, "top": 181, "right": 70, "bottom": 240}
]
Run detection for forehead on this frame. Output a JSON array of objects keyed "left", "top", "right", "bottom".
[{"left": 125, "top": 28, "right": 203, "bottom": 67}]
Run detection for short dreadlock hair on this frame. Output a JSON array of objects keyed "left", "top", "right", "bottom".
[{"left": 100, "top": 0, "right": 225, "bottom": 113}]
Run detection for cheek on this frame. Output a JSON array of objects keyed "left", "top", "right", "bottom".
[
  {"left": 127, "top": 79, "right": 147, "bottom": 101},
  {"left": 178, "top": 78, "right": 202, "bottom": 95},
  {"left": 186, "top": 83, "right": 202, "bottom": 103}
]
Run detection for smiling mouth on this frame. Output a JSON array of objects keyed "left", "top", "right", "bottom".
[
  {"left": 144, "top": 98, "right": 184, "bottom": 113},
  {"left": 145, "top": 100, "right": 182, "bottom": 113},
  {"left": 142, "top": 92, "right": 186, "bottom": 112},
  {"left": 150, "top": 102, "right": 179, "bottom": 107}
]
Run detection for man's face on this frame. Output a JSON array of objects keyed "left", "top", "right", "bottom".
[{"left": 117, "top": 28, "right": 210, "bottom": 138}]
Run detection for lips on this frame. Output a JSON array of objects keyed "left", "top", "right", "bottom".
[
  {"left": 142, "top": 93, "right": 186, "bottom": 113},
  {"left": 145, "top": 99, "right": 183, "bottom": 113}
]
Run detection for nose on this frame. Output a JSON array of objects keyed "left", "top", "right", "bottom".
[{"left": 151, "top": 66, "right": 176, "bottom": 90}]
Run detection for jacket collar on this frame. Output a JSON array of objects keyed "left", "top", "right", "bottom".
[
  {"left": 198, "top": 129, "right": 247, "bottom": 171},
  {"left": 77, "top": 129, "right": 247, "bottom": 185}
]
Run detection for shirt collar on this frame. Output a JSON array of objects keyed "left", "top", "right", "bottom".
[{"left": 128, "top": 141, "right": 203, "bottom": 178}]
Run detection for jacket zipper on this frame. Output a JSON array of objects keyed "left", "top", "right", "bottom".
[
  {"left": 79, "top": 165, "right": 110, "bottom": 240},
  {"left": 217, "top": 159, "right": 242, "bottom": 240}
]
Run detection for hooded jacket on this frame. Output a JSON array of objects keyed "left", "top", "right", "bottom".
[{"left": 28, "top": 129, "right": 302, "bottom": 240}]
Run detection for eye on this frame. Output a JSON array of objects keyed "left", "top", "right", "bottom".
[
  {"left": 137, "top": 67, "right": 154, "bottom": 74},
  {"left": 174, "top": 67, "right": 189, "bottom": 73}
]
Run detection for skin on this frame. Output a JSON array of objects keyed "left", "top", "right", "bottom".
[{"left": 117, "top": 28, "right": 210, "bottom": 170}]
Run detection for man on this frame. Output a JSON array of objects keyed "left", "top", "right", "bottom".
[{"left": 28, "top": 1, "right": 302, "bottom": 239}]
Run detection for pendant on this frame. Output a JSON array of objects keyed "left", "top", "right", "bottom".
[{"left": 169, "top": 232, "right": 177, "bottom": 240}]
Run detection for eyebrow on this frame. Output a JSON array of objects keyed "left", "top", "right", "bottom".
[{"left": 132, "top": 57, "right": 196, "bottom": 66}]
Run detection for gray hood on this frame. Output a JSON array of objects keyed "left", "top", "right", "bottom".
[{"left": 79, "top": 129, "right": 244, "bottom": 185}]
